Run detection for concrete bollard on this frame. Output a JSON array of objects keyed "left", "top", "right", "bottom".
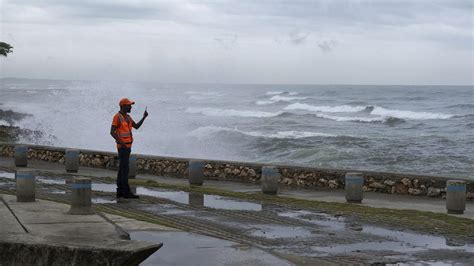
[
  {"left": 446, "top": 180, "right": 466, "bottom": 214},
  {"left": 14, "top": 145, "right": 28, "bottom": 167},
  {"left": 129, "top": 155, "right": 137, "bottom": 179},
  {"left": 65, "top": 149, "right": 79, "bottom": 173},
  {"left": 15, "top": 170, "right": 36, "bottom": 202},
  {"left": 188, "top": 160, "right": 205, "bottom": 186},
  {"left": 345, "top": 172, "right": 364, "bottom": 203},
  {"left": 188, "top": 192, "right": 204, "bottom": 207},
  {"left": 68, "top": 177, "right": 94, "bottom": 215},
  {"left": 261, "top": 166, "right": 280, "bottom": 195}
]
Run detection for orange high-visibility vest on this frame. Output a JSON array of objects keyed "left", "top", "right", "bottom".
[{"left": 115, "top": 112, "right": 133, "bottom": 148}]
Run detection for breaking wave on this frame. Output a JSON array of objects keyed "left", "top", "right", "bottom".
[
  {"left": 370, "top": 106, "right": 453, "bottom": 120},
  {"left": 188, "top": 126, "right": 336, "bottom": 139},
  {"left": 312, "top": 113, "right": 403, "bottom": 123},
  {"left": 256, "top": 95, "right": 308, "bottom": 105},
  {"left": 265, "top": 91, "right": 284, "bottom": 95},
  {"left": 284, "top": 103, "right": 368, "bottom": 113},
  {"left": 285, "top": 103, "right": 453, "bottom": 120},
  {"left": 186, "top": 107, "right": 283, "bottom": 118},
  {"left": 265, "top": 91, "right": 299, "bottom": 96}
]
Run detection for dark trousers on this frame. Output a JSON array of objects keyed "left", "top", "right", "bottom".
[{"left": 117, "top": 147, "right": 131, "bottom": 193}]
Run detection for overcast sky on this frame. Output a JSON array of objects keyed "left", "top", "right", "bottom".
[{"left": 0, "top": 0, "right": 472, "bottom": 85}]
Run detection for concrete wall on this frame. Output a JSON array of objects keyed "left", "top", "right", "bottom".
[
  {"left": 0, "top": 239, "right": 157, "bottom": 266},
  {"left": 1, "top": 143, "right": 472, "bottom": 199}
]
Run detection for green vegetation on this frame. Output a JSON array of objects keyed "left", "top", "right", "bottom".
[{"left": 0, "top": 42, "right": 13, "bottom": 57}]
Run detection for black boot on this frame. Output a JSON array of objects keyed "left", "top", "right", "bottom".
[
  {"left": 116, "top": 189, "right": 125, "bottom": 198},
  {"left": 124, "top": 191, "right": 139, "bottom": 199}
]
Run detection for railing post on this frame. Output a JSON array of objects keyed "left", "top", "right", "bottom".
[
  {"left": 65, "top": 149, "right": 80, "bottom": 173},
  {"left": 446, "top": 180, "right": 466, "bottom": 214},
  {"left": 261, "top": 166, "right": 279, "bottom": 195},
  {"left": 345, "top": 172, "right": 364, "bottom": 203},
  {"left": 16, "top": 169, "right": 36, "bottom": 202},
  {"left": 188, "top": 160, "right": 205, "bottom": 186},
  {"left": 14, "top": 145, "right": 28, "bottom": 167},
  {"left": 68, "top": 177, "right": 94, "bottom": 215}
]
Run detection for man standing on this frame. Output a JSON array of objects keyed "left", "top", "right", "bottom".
[{"left": 110, "top": 98, "right": 148, "bottom": 199}]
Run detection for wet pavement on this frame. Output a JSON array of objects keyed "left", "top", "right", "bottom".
[
  {"left": 1, "top": 168, "right": 473, "bottom": 265},
  {"left": 130, "top": 231, "right": 291, "bottom": 266}
]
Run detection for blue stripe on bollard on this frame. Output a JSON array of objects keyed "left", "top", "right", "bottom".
[
  {"left": 16, "top": 174, "right": 34, "bottom": 179},
  {"left": 346, "top": 177, "right": 364, "bottom": 184},
  {"left": 262, "top": 167, "right": 278, "bottom": 176},
  {"left": 189, "top": 163, "right": 205, "bottom": 169},
  {"left": 71, "top": 183, "right": 92, "bottom": 189},
  {"left": 447, "top": 185, "right": 466, "bottom": 192}
]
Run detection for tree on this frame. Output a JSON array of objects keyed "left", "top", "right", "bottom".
[{"left": 0, "top": 42, "right": 13, "bottom": 57}]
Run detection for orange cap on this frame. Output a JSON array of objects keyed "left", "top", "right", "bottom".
[{"left": 119, "top": 98, "right": 135, "bottom": 106}]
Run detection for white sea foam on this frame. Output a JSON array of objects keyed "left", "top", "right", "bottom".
[
  {"left": 285, "top": 103, "right": 367, "bottom": 113},
  {"left": 188, "top": 126, "right": 336, "bottom": 139},
  {"left": 257, "top": 95, "right": 307, "bottom": 105},
  {"left": 254, "top": 130, "right": 336, "bottom": 139},
  {"left": 270, "top": 95, "right": 307, "bottom": 102},
  {"left": 265, "top": 91, "right": 299, "bottom": 96},
  {"left": 256, "top": 100, "right": 275, "bottom": 105},
  {"left": 265, "top": 91, "right": 284, "bottom": 95},
  {"left": 0, "top": 120, "right": 10, "bottom": 126},
  {"left": 285, "top": 103, "right": 453, "bottom": 121},
  {"left": 186, "top": 107, "right": 282, "bottom": 118},
  {"left": 314, "top": 113, "right": 386, "bottom": 123},
  {"left": 370, "top": 106, "right": 453, "bottom": 120}
]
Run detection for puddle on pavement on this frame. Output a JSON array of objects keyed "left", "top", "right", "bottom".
[
  {"left": 279, "top": 210, "right": 474, "bottom": 257},
  {"left": 92, "top": 183, "right": 117, "bottom": 193},
  {"left": 49, "top": 189, "right": 66, "bottom": 194},
  {"left": 362, "top": 226, "right": 474, "bottom": 252},
  {"left": 37, "top": 176, "right": 66, "bottom": 185},
  {"left": 204, "top": 194, "right": 261, "bottom": 211},
  {"left": 311, "top": 241, "right": 425, "bottom": 254},
  {"left": 278, "top": 210, "right": 346, "bottom": 230},
  {"left": 393, "top": 261, "right": 466, "bottom": 266},
  {"left": 89, "top": 183, "right": 262, "bottom": 211},
  {"left": 0, "top": 171, "right": 15, "bottom": 180},
  {"left": 130, "top": 231, "right": 291, "bottom": 266},
  {"left": 1, "top": 172, "right": 260, "bottom": 211},
  {"left": 139, "top": 203, "right": 195, "bottom": 216},
  {"left": 249, "top": 225, "right": 313, "bottom": 239},
  {"left": 135, "top": 187, "right": 262, "bottom": 211},
  {"left": 92, "top": 197, "right": 117, "bottom": 204}
]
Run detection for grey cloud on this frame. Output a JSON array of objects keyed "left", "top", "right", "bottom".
[
  {"left": 318, "top": 40, "right": 337, "bottom": 53},
  {"left": 213, "top": 35, "right": 238, "bottom": 48},
  {"left": 5, "top": 0, "right": 166, "bottom": 23},
  {"left": 1, "top": 0, "right": 472, "bottom": 84},
  {"left": 289, "top": 30, "right": 310, "bottom": 45},
  {"left": 212, "top": 0, "right": 472, "bottom": 28}
]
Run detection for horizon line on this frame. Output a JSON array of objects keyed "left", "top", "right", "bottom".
[{"left": 1, "top": 76, "right": 473, "bottom": 87}]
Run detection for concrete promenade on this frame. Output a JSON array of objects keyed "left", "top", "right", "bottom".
[
  {"left": 2, "top": 156, "right": 471, "bottom": 219},
  {"left": 0, "top": 193, "right": 162, "bottom": 265},
  {"left": 1, "top": 156, "right": 473, "bottom": 265}
]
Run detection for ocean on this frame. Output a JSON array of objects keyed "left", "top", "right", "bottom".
[{"left": 0, "top": 78, "right": 472, "bottom": 178}]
